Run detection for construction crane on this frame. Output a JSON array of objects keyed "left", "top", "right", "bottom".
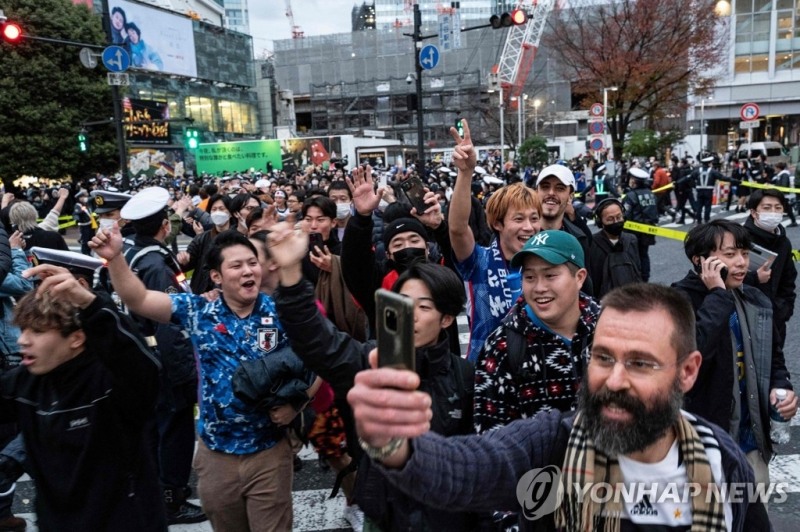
[
  {"left": 495, "top": 0, "right": 556, "bottom": 108},
  {"left": 284, "top": 0, "right": 304, "bottom": 39}
]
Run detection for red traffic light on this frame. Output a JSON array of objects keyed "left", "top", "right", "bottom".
[
  {"left": 1, "top": 23, "right": 22, "bottom": 43},
  {"left": 510, "top": 9, "right": 527, "bottom": 25}
]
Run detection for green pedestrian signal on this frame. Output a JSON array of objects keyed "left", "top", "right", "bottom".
[
  {"left": 455, "top": 119, "right": 464, "bottom": 137},
  {"left": 185, "top": 128, "right": 199, "bottom": 150},
  {"left": 77, "top": 131, "right": 88, "bottom": 152}
]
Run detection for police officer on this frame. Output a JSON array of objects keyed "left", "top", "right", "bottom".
[
  {"left": 622, "top": 167, "right": 659, "bottom": 282},
  {"left": 119, "top": 188, "right": 206, "bottom": 525},
  {"left": 91, "top": 190, "right": 133, "bottom": 232},
  {"left": 691, "top": 156, "right": 722, "bottom": 224},
  {"left": 73, "top": 191, "right": 95, "bottom": 256}
]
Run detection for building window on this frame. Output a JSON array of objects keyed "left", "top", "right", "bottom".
[{"left": 185, "top": 96, "right": 218, "bottom": 131}]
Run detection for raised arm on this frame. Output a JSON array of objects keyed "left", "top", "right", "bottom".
[
  {"left": 447, "top": 120, "right": 478, "bottom": 262},
  {"left": 86, "top": 226, "right": 173, "bottom": 323}
]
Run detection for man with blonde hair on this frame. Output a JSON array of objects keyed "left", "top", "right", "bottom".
[{"left": 9, "top": 202, "right": 68, "bottom": 251}]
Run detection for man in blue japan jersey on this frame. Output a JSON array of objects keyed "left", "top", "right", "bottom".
[{"left": 90, "top": 227, "right": 316, "bottom": 532}]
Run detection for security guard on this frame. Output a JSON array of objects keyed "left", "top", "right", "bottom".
[
  {"left": 72, "top": 191, "right": 96, "bottom": 256},
  {"left": 622, "top": 167, "right": 659, "bottom": 282},
  {"left": 119, "top": 188, "right": 206, "bottom": 525},
  {"left": 30, "top": 247, "right": 103, "bottom": 289}
]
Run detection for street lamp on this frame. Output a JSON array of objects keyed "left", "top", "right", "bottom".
[
  {"left": 533, "top": 98, "right": 542, "bottom": 135},
  {"left": 700, "top": 96, "right": 712, "bottom": 155},
  {"left": 603, "top": 86, "right": 618, "bottom": 158},
  {"left": 499, "top": 85, "right": 504, "bottom": 168},
  {"left": 511, "top": 93, "right": 528, "bottom": 149}
]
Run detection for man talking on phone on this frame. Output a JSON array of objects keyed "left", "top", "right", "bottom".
[{"left": 671, "top": 220, "right": 797, "bottom": 489}]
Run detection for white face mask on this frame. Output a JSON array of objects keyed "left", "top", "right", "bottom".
[
  {"left": 335, "top": 202, "right": 351, "bottom": 220},
  {"left": 98, "top": 218, "right": 117, "bottom": 231},
  {"left": 756, "top": 212, "right": 783, "bottom": 231},
  {"left": 210, "top": 211, "right": 230, "bottom": 227},
  {"left": 377, "top": 199, "right": 389, "bottom": 212}
]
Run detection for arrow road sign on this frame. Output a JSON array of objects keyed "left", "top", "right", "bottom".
[
  {"left": 102, "top": 45, "right": 131, "bottom": 73},
  {"left": 419, "top": 44, "right": 440, "bottom": 71},
  {"left": 740, "top": 103, "right": 760, "bottom": 121}
]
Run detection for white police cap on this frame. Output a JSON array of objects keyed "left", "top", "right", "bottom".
[
  {"left": 701, "top": 156, "right": 714, "bottom": 163},
  {"left": 30, "top": 247, "right": 103, "bottom": 277},
  {"left": 120, "top": 187, "right": 170, "bottom": 221},
  {"left": 629, "top": 167, "right": 650, "bottom": 180}
]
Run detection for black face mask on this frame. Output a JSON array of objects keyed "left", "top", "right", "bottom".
[
  {"left": 604, "top": 221, "right": 625, "bottom": 237},
  {"left": 391, "top": 246, "right": 427, "bottom": 272}
]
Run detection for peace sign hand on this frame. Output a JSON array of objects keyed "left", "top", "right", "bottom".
[{"left": 449, "top": 119, "right": 477, "bottom": 173}]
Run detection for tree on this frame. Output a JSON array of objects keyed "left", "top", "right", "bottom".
[
  {"left": 518, "top": 135, "right": 549, "bottom": 169},
  {"left": 0, "top": 0, "right": 118, "bottom": 186},
  {"left": 626, "top": 129, "right": 685, "bottom": 160},
  {"left": 543, "top": 0, "right": 727, "bottom": 159}
]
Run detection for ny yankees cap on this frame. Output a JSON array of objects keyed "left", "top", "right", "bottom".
[{"left": 510, "top": 230, "right": 585, "bottom": 269}]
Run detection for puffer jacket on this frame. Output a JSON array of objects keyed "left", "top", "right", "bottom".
[{"left": 274, "top": 280, "right": 477, "bottom": 531}]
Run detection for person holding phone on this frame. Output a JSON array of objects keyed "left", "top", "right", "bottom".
[
  {"left": 672, "top": 220, "right": 797, "bottom": 489},
  {"left": 267, "top": 220, "right": 476, "bottom": 531}
]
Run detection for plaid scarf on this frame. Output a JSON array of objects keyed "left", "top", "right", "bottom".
[{"left": 555, "top": 412, "right": 726, "bottom": 531}]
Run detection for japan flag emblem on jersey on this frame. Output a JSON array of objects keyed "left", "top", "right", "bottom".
[{"left": 258, "top": 328, "right": 278, "bottom": 353}]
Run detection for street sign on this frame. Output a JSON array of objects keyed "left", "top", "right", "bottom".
[
  {"left": 107, "top": 72, "right": 130, "bottom": 86},
  {"left": 740, "top": 102, "right": 760, "bottom": 121},
  {"left": 739, "top": 120, "right": 760, "bottom": 129},
  {"left": 589, "top": 103, "right": 604, "bottom": 117},
  {"left": 588, "top": 121, "right": 604, "bottom": 135},
  {"left": 419, "top": 44, "right": 440, "bottom": 71},
  {"left": 79, "top": 47, "right": 97, "bottom": 69},
  {"left": 102, "top": 45, "right": 130, "bottom": 73},
  {"left": 590, "top": 138, "right": 604, "bottom": 151},
  {"left": 438, "top": 14, "right": 452, "bottom": 51}
]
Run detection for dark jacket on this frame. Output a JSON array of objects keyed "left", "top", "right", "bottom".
[
  {"left": 125, "top": 235, "right": 196, "bottom": 388},
  {"left": 0, "top": 227, "right": 11, "bottom": 288},
  {"left": 274, "top": 279, "right": 476, "bottom": 531},
  {"left": 671, "top": 272, "right": 792, "bottom": 461},
  {"left": 587, "top": 230, "right": 641, "bottom": 298},
  {"left": 0, "top": 296, "right": 165, "bottom": 531},
  {"left": 23, "top": 227, "right": 69, "bottom": 252},
  {"left": 377, "top": 410, "right": 768, "bottom": 532},
  {"left": 184, "top": 228, "right": 221, "bottom": 294},
  {"left": 231, "top": 345, "right": 315, "bottom": 410},
  {"left": 743, "top": 216, "right": 797, "bottom": 343},
  {"left": 562, "top": 218, "right": 594, "bottom": 296}
]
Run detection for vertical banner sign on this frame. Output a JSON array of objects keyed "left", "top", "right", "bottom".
[
  {"left": 452, "top": 10, "right": 462, "bottom": 49},
  {"left": 439, "top": 14, "right": 452, "bottom": 51}
]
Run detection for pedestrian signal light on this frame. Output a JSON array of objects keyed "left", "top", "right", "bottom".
[
  {"left": 185, "top": 128, "right": 199, "bottom": 150},
  {"left": 1, "top": 23, "right": 22, "bottom": 44},
  {"left": 455, "top": 119, "right": 464, "bottom": 137},
  {"left": 77, "top": 131, "right": 88, "bottom": 153}
]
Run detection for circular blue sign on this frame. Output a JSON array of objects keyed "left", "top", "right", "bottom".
[
  {"left": 590, "top": 138, "right": 604, "bottom": 150},
  {"left": 102, "top": 46, "right": 131, "bottom": 73},
  {"left": 588, "top": 122, "right": 604, "bottom": 135},
  {"left": 419, "top": 44, "right": 440, "bottom": 71}
]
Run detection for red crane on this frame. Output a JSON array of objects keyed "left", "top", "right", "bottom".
[{"left": 285, "top": 0, "right": 304, "bottom": 39}]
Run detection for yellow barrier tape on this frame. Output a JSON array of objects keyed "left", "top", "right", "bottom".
[
  {"left": 793, "top": 250, "right": 800, "bottom": 263},
  {"left": 737, "top": 181, "right": 800, "bottom": 195},
  {"left": 651, "top": 183, "right": 674, "bottom": 194},
  {"left": 58, "top": 221, "right": 76, "bottom": 229},
  {"left": 623, "top": 220, "right": 687, "bottom": 242}
]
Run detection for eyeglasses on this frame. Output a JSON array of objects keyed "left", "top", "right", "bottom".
[{"left": 587, "top": 352, "right": 675, "bottom": 378}]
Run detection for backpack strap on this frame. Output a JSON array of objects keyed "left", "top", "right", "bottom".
[{"left": 502, "top": 311, "right": 527, "bottom": 375}]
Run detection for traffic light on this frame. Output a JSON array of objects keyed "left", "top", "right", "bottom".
[
  {"left": 490, "top": 9, "right": 527, "bottom": 29},
  {"left": 184, "top": 128, "right": 199, "bottom": 150},
  {"left": 1, "top": 22, "right": 22, "bottom": 44},
  {"left": 77, "top": 131, "right": 88, "bottom": 153}
]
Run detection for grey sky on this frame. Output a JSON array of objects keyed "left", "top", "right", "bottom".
[{"left": 249, "top": 1, "right": 354, "bottom": 55}]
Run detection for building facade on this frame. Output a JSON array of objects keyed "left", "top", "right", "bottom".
[
  {"left": 695, "top": 0, "right": 800, "bottom": 156},
  {"left": 373, "top": 0, "right": 515, "bottom": 30},
  {"left": 352, "top": 2, "right": 377, "bottom": 31}
]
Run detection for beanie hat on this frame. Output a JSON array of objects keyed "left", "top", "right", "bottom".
[{"left": 383, "top": 217, "right": 428, "bottom": 248}]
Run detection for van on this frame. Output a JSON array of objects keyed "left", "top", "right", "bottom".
[{"left": 737, "top": 141, "right": 790, "bottom": 166}]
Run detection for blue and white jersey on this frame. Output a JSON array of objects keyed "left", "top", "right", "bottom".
[{"left": 171, "top": 292, "right": 287, "bottom": 454}]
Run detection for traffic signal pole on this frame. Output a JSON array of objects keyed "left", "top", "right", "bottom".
[
  {"left": 100, "top": 0, "right": 129, "bottom": 190},
  {"left": 413, "top": 4, "right": 424, "bottom": 167}
]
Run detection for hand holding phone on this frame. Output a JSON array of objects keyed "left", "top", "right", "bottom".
[
  {"left": 694, "top": 255, "right": 728, "bottom": 289},
  {"left": 308, "top": 232, "right": 324, "bottom": 256},
  {"left": 375, "top": 289, "right": 415, "bottom": 371},
  {"left": 400, "top": 177, "right": 429, "bottom": 215}
]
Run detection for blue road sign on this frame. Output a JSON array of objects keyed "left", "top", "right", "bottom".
[
  {"left": 590, "top": 138, "right": 604, "bottom": 151},
  {"left": 419, "top": 44, "right": 440, "bottom": 71},
  {"left": 102, "top": 46, "right": 131, "bottom": 73}
]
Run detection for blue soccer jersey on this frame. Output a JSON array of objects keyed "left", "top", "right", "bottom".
[{"left": 171, "top": 292, "right": 287, "bottom": 454}]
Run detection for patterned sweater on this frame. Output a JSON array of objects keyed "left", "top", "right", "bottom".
[{"left": 473, "top": 294, "right": 600, "bottom": 434}]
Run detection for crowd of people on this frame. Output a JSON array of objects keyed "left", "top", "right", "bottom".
[{"left": 0, "top": 118, "right": 795, "bottom": 531}]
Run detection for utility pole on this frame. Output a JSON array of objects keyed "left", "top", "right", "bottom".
[{"left": 413, "top": 3, "right": 424, "bottom": 166}]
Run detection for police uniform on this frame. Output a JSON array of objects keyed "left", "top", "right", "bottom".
[
  {"left": 120, "top": 188, "right": 206, "bottom": 525},
  {"left": 623, "top": 167, "right": 659, "bottom": 282},
  {"left": 691, "top": 156, "right": 723, "bottom": 224},
  {"left": 72, "top": 191, "right": 95, "bottom": 256}
]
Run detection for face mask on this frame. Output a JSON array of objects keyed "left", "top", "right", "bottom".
[
  {"left": 311, "top": 180, "right": 319, "bottom": 187},
  {"left": 210, "top": 211, "right": 230, "bottom": 226},
  {"left": 335, "top": 202, "right": 351, "bottom": 220},
  {"left": 757, "top": 212, "right": 782, "bottom": 231},
  {"left": 391, "top": 246, "right": 426, "bottom": 272},
  {"left": 98, "top": 218, "right": 117, "bottom": 231},
  {"left": 377, "top": 199, "right": 389, "bottom": 212},
  {"left": 604, "top": 221, "right": 625, "bottom": 237}
]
